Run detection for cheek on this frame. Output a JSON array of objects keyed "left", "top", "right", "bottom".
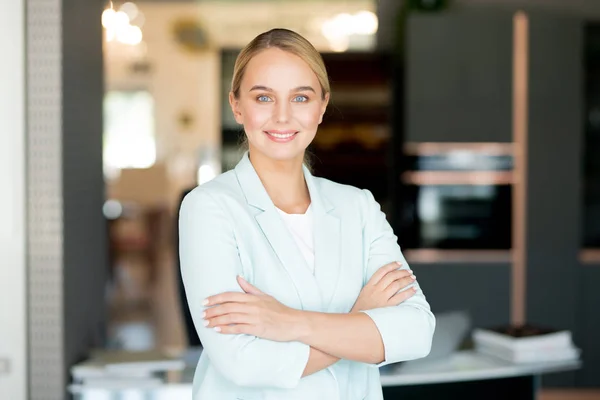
[
  {"left": 294, "top": 106, "right": 322, "bottom": 127},
  {"left": 242, "top": 104, "right": 272, "bottom": 130}
]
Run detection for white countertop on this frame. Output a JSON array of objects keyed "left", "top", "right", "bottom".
[
  {"left": 69, "top": 350, "right": 581, "bottom": 395},
  {"left": 379, "top": 350, "right": 581, "bottom": 386}
]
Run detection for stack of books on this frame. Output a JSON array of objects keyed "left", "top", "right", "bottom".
[{"left": 472, "top": 324, "right": 580, "bottom": 364}]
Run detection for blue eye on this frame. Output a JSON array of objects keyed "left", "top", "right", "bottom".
[
  {"left": 293, "top": 95, "right": 308, "bottom": 103},
  {"left": 257, "top": 95, "right": 272, "bottom": 102}
]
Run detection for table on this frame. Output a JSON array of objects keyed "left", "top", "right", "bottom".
[{"left": 380, "top": 350, "right": 580, "bottom": 400}]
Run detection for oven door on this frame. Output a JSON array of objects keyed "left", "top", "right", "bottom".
[{"left": 400, "top": 183, "right": 512, "bottom": 250}]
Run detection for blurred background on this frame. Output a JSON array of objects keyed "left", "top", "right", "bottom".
[{"left": 1, "top": 0, "right": 600, "bottom": 399}]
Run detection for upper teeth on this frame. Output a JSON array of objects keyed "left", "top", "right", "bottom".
[{"left": 269, "top": 132, "right": 295, "bottom": 138}]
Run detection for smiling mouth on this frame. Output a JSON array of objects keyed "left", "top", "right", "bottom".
[{"left": 264, "top": 131, "right": 298, "bottom": 139}]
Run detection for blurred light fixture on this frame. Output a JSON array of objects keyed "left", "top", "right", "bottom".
[
  {"left": 119, "top": 2, "right": 139, "bottom": 21},
  {"left": 103, "top": 199, "right": 123, "bottom": 220},
  {"left": 102, "top": 1, "right": 144, "bottom": 46},
  {"left": 197, "top": 164, "right": 216, "bottom": 186},
  {"left": 352, "top": 11, "right": 378, "bottom": 35},
  {"left": 321, "top": 10, "right": 378, "bottom": 52}
]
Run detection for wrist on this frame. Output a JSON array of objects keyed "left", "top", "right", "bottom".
[{"left": 292, "top": 309, "right": 314, "bottom": 343}]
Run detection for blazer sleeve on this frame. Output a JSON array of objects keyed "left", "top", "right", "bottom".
[
  {"left": 178, "top": 188, "right": 310, "bottom": 388},
  {"left": 359, "top": 189, "right": 436, "bottom": 367}
]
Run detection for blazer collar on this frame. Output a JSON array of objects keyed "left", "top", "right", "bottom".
[
  {"left": 233, "top": 151, "right": 341, "bottom": 311},
  {"left": 234, "top": 150, "right": 334, "bottom": 214}
]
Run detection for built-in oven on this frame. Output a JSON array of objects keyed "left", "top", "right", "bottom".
[{"left": 399, "top": 143, "right": 513, "bottom": 250}]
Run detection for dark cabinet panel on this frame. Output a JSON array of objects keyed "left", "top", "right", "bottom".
[
  {"left": 409, "top": 263, "right": 510, "bottom": 329},
  {"left": 584, "top": 24, "right": 600, "bottom": 248},
  {"left": 406, "top": 9, "right": 513, "bottom": 143},
  {"left": 525, "top": 12, "right": 583, "bottom": 388}
]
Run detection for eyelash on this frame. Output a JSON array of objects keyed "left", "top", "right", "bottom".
[{"left": 255, "top": 95, "right": 309, "bottom": 103}]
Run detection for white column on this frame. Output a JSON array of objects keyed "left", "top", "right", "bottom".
[{"left": 0, "top": 0, "right": 27, "bottom": 398}]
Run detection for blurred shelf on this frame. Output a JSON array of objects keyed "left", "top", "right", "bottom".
[
  {"left": 321, "top": 107, "right": 389, "bottom": 124},
  {"left": 404, "top": 142, "right": 515, "bottom": 156},
  {"left": 580, "top": 249, "right": 600, "bottom": 264},
  {"left": 405, "top": 249, "right": 600, "bottom": 264},
  {"left": 404, "top": 249, "right": 512, "bottom": 264},
  {"left": 401, "top": 171, "right": 514, "bottom": 185}
]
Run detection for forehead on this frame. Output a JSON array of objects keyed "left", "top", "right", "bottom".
[{"left": 242, "top": 48, "right": 320, "bottom": 88}]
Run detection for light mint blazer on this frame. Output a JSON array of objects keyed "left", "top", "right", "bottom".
[{"left": 179, "top": 151, "right": 435, "bottom": 400}]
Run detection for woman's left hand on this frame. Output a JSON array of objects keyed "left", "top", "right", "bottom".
[{"left": 202, "top": 276, "right": 303, "bottom": 342}]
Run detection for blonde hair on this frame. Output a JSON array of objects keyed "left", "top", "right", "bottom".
[
  {"left": 231, "top": 28, "right": 330, "bottom": 171},
  {"left": 231, "top": 28, "right": 330, "bottom": 100}
]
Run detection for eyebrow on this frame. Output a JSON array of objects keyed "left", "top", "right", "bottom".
[{"left": 249, "top": 85, "right": 316, "bottom": 94}]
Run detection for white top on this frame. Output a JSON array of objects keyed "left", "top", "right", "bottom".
[{"left": 275, "top": 204, "right": 315, "bottom": 274}]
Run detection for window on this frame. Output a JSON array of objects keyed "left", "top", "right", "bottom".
[{"left": 103, "top": 90, "right": 156, "bottom": 176}]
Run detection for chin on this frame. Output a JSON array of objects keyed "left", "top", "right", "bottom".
[
  {"left": 252, "top": 143, "right": 308, "bottom": 163},
  {"left": 265, "top": 148, "right": 305, "bottom": 161},
  {"left": 248, "top": 133, "right": 313, "bottom": 162}
]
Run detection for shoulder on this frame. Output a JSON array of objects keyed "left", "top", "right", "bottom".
[
  {"left": 312, "top": 175, "right": 379, "bottom": 213},
  {"left": 180, "top": 170, "right": 241, "bottom": 213},
  {"left": 313, "top": 175, "right": 362, "bottom": 197}
]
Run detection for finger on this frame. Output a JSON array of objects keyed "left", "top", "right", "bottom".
[
  {"left": 204, "top": 303, "right": 250, "bottom": 319},
  {"left": 384, "top": 276, "right": 416, "bottom": 299},
  {"left": 387, "top": 287, "right": 417, "bottom": 306},
  {"left": 379, "top": 269, "right": 414, "bottom": 290},
  {"left": 368, "top": 262, "right": 402, "bottom": 286},
  {"left": 237, "top": 275, "right": 263, "bottom": 295},
  {"left": 214, "top": 324, "right": 257, "bottom": 336},
  {"left": 205, "top": 313, "right": 252, "bottom": 328},
  {"left": 203, "top": 292, "right": 254, "bottom": 306}
]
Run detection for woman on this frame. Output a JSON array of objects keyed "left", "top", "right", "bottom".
[{"left": 179, "top": 28, "right": 435, "bottom": 400}]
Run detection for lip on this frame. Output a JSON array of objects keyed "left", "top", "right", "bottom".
[
  {"left": 263, "top": 130, "right": 298, "bottom": 143},
  {"left": 265, "top": 130, "right": 297, "bottom": 135}
]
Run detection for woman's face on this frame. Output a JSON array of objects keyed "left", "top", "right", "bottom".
[{"left": 229, "top": 47, "right": 329, "bottom": 163}]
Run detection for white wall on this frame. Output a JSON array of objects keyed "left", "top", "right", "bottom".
[{"left": 0, "top": 0, "right": 27, "bottom": 398}]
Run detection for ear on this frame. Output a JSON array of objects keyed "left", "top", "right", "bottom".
[
  {"left": 318, "top": 92, "right": 330, "bottom": 124},
  {"left": 229, "top": 91, "right": 244, "bottom": 124}
]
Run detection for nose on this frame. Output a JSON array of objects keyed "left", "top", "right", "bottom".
[{"left": 274, "top": 100, "right": 291, "bottom": 124}]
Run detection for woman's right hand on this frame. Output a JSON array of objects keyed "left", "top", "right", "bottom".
[{"left": 351, "top": 262, "right": 417, "bottom": 312}]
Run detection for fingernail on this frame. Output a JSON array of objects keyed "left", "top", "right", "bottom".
[
  {"left": 202, "top": 311, "right": 206, "bottom": 318},
  {"left": 411, "top": 274, "right": 416, "bottom": 280},
  {"left": 412, "top": 287, "right": 417, "bottom": 292},
  {"left": 202, "top": 299, "right": 209, "bottom": 306},
  {"left": 203, "top": 320, "right": 209, "bottom": 327},
  {"left": 214, "top": 327, "right": 221, "bottom": 332},
  {"left": 396, "top": 261, "right": 402, "bottom": 266}
]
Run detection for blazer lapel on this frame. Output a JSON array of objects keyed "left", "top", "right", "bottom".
[
  {"left": 234, "top": 152, "right": 323, "bottom": 311},
  {"left": 304, "top": 167, "right": 342, "bottom": 311}
]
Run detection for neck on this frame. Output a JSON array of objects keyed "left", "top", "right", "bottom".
[{"left": 248, "top": 149, "right": 310, "bottom": 212}]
